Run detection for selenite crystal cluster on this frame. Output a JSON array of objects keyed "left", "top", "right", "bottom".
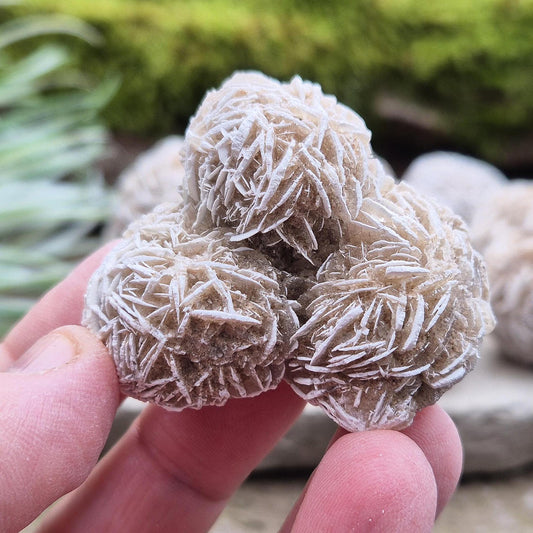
[
  {"left": 471, "top": 182, "right": 533, "bottom": 365},
  {"left": 402, "top": 151, "right": 506, "bottom": 224},
  {"left": 106, "top": 136, "right": 186, "bottom": 238},
  {"left": 83, "top": 72, "right": 494, "bottom": 431},
  {"left": 404, "top": 153, "right": 533, "bottom": 367}
]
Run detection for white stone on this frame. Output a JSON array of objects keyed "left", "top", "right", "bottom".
[
  {"left": 470, "top": 181, "right": 533, "bottom": 364},
  {"left": 106, "top": 136, "right": 185, "bottom": 238},
  {"left": 402, "top": 151, "right": 507, "bottom": 224}
]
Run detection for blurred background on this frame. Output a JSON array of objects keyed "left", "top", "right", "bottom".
[
  {"left": 2, "top": 1, "right": 533, "bottom": 531},
  {"left": 4, "top": 0, "right": 533, "bottom": 174}
]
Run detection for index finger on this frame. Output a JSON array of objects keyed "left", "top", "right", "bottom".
[{"left": 0, "top": 242, "right": 117, "bottom": 369}]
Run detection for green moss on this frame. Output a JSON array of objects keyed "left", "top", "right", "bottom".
[{"left": 5, "top": 0, "right": 533, "bottom": 162}]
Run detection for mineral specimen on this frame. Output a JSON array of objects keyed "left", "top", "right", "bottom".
[
  {"left": 402, "top": 151, "right": 506, "bottom": 224},
  {"left": 287, "top": 183, "right": 494, "bottom": 430},
  {"left": 184, "top": 72, "right": 387, "bottom": 263},
  {"left": 84, "top": 72, "right": 494, "bottom": 430},
  {"left": 85, "top": 203, "right": 298, "bottom": 408},
  {"left": 107, "top": 136, "right": 186, "bottom": 238},
  {"left": 471, "top": 182, "right": 533, "bottom": 364}
]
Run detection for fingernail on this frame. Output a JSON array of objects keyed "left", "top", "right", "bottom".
[{"left": 11, "top": 333, "right": 78, "bottom": 374}]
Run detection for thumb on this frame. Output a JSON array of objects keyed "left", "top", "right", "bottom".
[{"left": 0, "top": 325, "right": 120, "bottom": 533}]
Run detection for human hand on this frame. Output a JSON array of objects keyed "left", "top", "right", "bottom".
[{"left": 0, "top": 245, "right": 462, "bottom": 533}]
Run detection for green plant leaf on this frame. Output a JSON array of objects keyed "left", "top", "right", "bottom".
[
  {"left": 0, "top": 14, "right": 102, "bottom": 49},
  {"left": 0, "top": 12, "right": 115, "bottom": 336},
  {"left": 0, "top": 45, "right": 70, "bottom": 106}
]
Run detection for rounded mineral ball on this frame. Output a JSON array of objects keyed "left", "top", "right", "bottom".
[
  {"left": 286, "top": 183, "right": 495, "bottom": 431},
  {"left": 107, "top": 136, "right": 186, "bottom": 238},
  {"left": 184, "top": 71, "right": 386, "bottom": 263},
  {"left": 402, "top": 151, "right": 506, "bottom": 224},
  {"left": 84, "top": 203, "right": 299, "bottom": 409}
]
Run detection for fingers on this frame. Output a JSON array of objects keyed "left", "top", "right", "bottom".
[
  {"left": 282, "top": 405, "right": 462, "bottom": 532},
  {"left": 401, "top": 405, "right": 463, "bottom": 516},
  {"left": 284, "top": 430, "right": 437, "bottom": 533},
  {"left": 0, "top": 241, "right": 117, "bottom": 369},
  {"left": 0, "top": 326, "right": 120, "bottom": 533},
  {"left": 39, "top": 381, "right": 306, "bottom": 533},
  {"left": 0, "top": 237, "right": 462, "bottom": 532}
]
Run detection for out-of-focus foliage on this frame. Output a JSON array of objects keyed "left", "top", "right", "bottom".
[
  {"left": 4, "top": 0, "right": 533, "bottom": 163},
  {"left": 0, "top": 6, "right": 115, "bottom": 336}
]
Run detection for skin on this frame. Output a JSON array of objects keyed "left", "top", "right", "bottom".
[{"left": 0, "top": 245, "right": 463, "bottom": 533}]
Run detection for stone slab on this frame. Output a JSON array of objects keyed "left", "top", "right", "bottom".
[
  {"left": 104, "top": 335, "right": 533, "bottom": 475},
  {"left": 439, "top": 335, "right": 533, "bottom": 475},
  {"left": 256, "top": 403, "right": 336, "bottom": 471}
]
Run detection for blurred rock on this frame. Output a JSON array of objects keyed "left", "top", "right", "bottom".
[
  {"left": 103, "top": 397, "right": 146, "bottom": 454},
  {"left": 256, "top": 404, "right": 336, "bottom": 471},
  {"left": 104, "top": 136, "right": 185, "bottom": 239},
  {"left": 100, "top": 136, "right": 155, "bottom": 184},
  {"left": 402, "top": 151, "right": 507, "bottom": 224},
  {"left": 104, "top": 337, "right": 533, "bottom": 476},
  {"left": 439, "top": 335, "right": 533, "bottom": 475},
  {"left": 469, "top": 180, "right": 533, "bottom": 366}
]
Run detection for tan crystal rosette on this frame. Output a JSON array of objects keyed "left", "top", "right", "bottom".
[
  {"left": 471, "top": 182, "right": 533, "bottom": 364},
  {"left": 85, "top": 203, "right": 298, "bottom": 409},
  {"left": 287, "top": 183, "right": 494, "bottom": 430},
  {"left": 106, "top": 136, "right": 186, "bottom": 239},
  {"left": 84, "top": 72, "right": 494, "bottom": 430}
]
